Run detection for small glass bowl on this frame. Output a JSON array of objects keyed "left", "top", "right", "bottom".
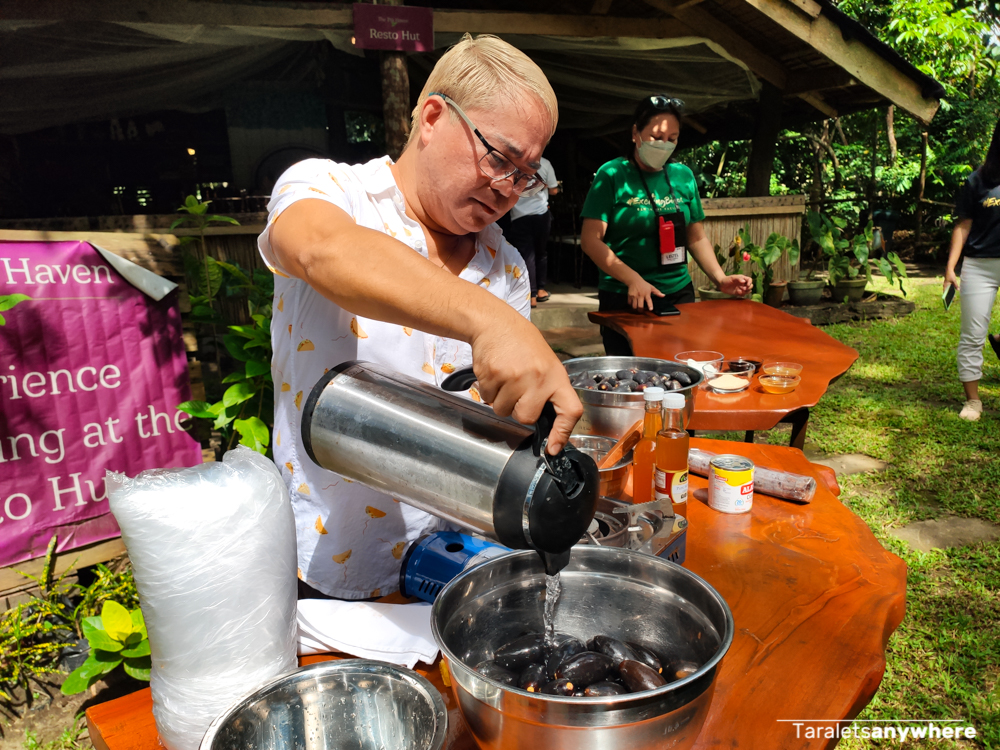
[
  {"left": 761, "top": 362, "right": 803, "bottom": 377},
  {"left": 725, "top": 357, "right": 762, "bottom": 375},
  {"left": 674, "top": 350, "right": 724, "bottom": 375},
  {"left": 704, "top": 367, "right": 753, "bottom": 393},
  {"left": 760, "top": 374, "right": 801, "bottom": 394}
]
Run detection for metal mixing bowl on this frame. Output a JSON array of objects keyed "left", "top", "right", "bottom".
[
  {"left": 199, "top": 660, "right": 448, "bottom": 750},
  {"left": 564, "top": 356, "right": 703, "bottom": 439},
  {"left": 568, "top": 435, "right": 632, "bottom": 498},
  {"left": 432, "top": 546, "right": 733, "bottom": 750}
]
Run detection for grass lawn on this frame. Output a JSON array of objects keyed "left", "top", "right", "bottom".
[{"left": 767, "top": 275, "right": 1000, "bottom": 748}]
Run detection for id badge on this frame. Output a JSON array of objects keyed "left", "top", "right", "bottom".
[{"left": 659, "top": 213, "right": 687, "bottom": 266}]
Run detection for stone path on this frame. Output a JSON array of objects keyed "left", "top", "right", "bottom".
[{"left": 805, "top": 445, "right": 1000, "bottom": 553}]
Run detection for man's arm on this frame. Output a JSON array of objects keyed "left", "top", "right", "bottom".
[{"left": 269, "top": 198, "right": 581, "bottom": 452}]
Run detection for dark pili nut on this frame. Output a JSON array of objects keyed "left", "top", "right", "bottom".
[
  {"left": 634, "top": 370, "right": 656, "bottom": 384},
  {"left": 571, "top": 688, "right": 587, "bottom": 697},
  {"left": 584, "top": 681, "right": 628, "bottom": 697},
  {"left": 555, "top": 652, "right": 614, "bottom": 686},
  {"left": 518, "top": 663, "right": 548, "bottom": 692},
  {"left": 475, "top": 660, "right": 518, "bottom": 686},
  {"left": 592, "top": 373, "right": 605, "bottom": 383},
  {"left": 625, "top": 642, "right": 663, "bottom": 673},
  {"left": 665, "top": 659, "right": 701, "bottom": 681},
  {"left": 671, "top": 371, "right": 693, "bottom": 386},
  {"left": 619, "top": 659, "right": 668, "bottom": 692},
  {"left": 597, "top": 382, "right": 611, "bottom": 391},
  {"left": 666, "top": 379, "right": 682, "bottom": 391},
  {"left": 540, "top": 678, "right": 576, "bottom": 696},
  {"left": 495, "top": 634, "right": 546, "bottom": 672},
  {"left": 545, "top": 638, "right": 586, "bottom": 680},
  {"left": 611, "top": 384, "right": 633, "bottom": 393},
  {"left": 615, "top": 369, "right": 632, "bottom": 380},
  {"left": 590, "top": 635, "right": 641, "bottom": 667}
]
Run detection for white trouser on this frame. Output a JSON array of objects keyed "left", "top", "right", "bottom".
[{"left": 958, "top": 256, "right": 1000, "bottom": 382}]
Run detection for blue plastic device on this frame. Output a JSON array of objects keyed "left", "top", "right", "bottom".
[{"left": 399, "top": 531, "right": 509, "bottom": 603}]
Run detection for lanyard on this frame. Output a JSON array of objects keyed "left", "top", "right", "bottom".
[{"left": 634, "top": 160, "right": 679, "bottom": 218}]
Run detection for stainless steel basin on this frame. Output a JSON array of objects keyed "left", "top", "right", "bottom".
[
  {"left": 431, "top": 546, "right": 733, "bottom": 750},
  {"left": 199, "top": 660, "right": 448, "bottom": 750},
  {"left": 564, "top": 356, "right": 703, "bottom": 439}
]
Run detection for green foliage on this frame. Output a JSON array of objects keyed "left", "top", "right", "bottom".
[
  {"left": 0, "top": 539, "right": 75, "bottom": 709},
  {"left": 685, "top": 0, "right": 1000, "bottom": 251},
  {"left": 0, "top": 293, "right": 31, "bottom": 326},
  {"left": 60, "top": 602, "right": 150, "bottom": 696},
  {"left": 731, "top": 225, "right": 800, "bottom": 301},
  {"left": 0, "top": 537, "right": 140, "bottom": 713},
  {"left": 22, "top": 717, "right": 89, "bottom": 750},
  {"left": 172, "top": 195, "right": 273, "bottom": 456},
  {"left": 807, "top": 211, "right": 907, "bottom": 293}
]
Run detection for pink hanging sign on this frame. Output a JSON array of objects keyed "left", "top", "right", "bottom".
[
  {"left": 0, "top": 241, "right": 203, "bottom": 568},
  {"left": 353, "top": 3, "right": 434, "bottom": 52}
]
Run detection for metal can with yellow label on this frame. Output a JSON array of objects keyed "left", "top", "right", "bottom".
[{"left": 708, "top": 455, "right": 754, "bottom": 514}]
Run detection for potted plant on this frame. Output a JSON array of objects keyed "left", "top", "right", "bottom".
[
  {"left": 737, "top": 226, "right": 800, "bottom": 308},
  {"left": 807, "top": 212, "right": 907, "bottom": 303}
]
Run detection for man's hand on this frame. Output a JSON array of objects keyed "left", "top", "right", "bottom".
[{"left": 469, "top": 317, "right": 582, "bottom": 455}]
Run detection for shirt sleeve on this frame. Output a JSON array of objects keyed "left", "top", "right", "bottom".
[
  {"left": 256, "top": 159, "right": 356, "bottom": 276},
  {"left": 580, "top": 162, "right": 617, "bottom": 223},
  {"left": 955, "top": 175, "right": 977, "bottom": 220},
  {"left": 540, "top": 158, "right": 558, "bottom": 190}
]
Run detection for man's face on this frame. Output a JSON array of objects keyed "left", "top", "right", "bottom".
[{"left": 415, "top": 94, "right": 551, "bottom": 235}]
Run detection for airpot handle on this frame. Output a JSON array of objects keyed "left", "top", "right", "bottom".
[{"left": 441, "top": 366, "right": 558, "bottom": 457}]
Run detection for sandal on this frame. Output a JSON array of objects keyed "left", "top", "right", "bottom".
[{"left": 536, "top": 290, "right": 551, "bottom": 302}]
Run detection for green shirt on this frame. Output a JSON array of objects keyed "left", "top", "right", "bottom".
[{"left": 581, "top": 158, "right": 705, "bottom": 295}]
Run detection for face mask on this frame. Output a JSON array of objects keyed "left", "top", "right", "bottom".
[{"left": 637, "top": 139, "right": 676, "bottom": 170}]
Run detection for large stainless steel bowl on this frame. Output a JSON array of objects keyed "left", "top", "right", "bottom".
[
  {"left": 199, "top": 660, "right": 448, "bottom": 750},
  {"left": 431, "top": 546, "right": 733, "bottom": 750},
  {"left": 564, "top": 356, "right": 703, "bottom": 439}
]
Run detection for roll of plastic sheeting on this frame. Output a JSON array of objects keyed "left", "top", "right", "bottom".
[{"left": 107, "top": 447, "right": 298, "bottom": 750}]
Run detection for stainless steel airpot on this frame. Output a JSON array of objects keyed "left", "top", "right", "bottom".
[{"left": 301, "top": 361, "right": 599, "bottom": 574}]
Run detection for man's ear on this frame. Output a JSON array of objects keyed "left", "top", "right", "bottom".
[{"left": 418, "top": 96, "right": 448, "bottom": 146}]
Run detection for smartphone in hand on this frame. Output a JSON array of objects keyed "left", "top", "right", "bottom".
[{"left": 943, "top": 283, "right": 957, "bottom": 311}]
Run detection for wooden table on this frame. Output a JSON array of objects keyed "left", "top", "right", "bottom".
[
  {"left": 589, "top": 300, "right": 859, "bottom": 448},
  {"left": 88, "top": 440, "right": 904, "bottom": 750}
]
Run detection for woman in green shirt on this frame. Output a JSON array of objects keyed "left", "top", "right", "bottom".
[{"left": 581, "top": 95, "right": 751, "bottom": 355}]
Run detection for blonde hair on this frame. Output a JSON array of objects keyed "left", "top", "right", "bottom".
[{"left": 408, "top": 34, "right": 558, "bottom": 145}]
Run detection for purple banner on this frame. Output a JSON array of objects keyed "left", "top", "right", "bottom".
[
  {"left": 353, "top": 3, "right": 433, "bottom": 52},
  {"left": 0, "top": 241, "right": 203, "bottom": 568}
]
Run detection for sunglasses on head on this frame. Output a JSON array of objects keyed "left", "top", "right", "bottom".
[{"left": 648, "top": 95, "right": 685, "bottom": 114}]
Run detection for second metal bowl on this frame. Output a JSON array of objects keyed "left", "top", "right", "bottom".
[
  {"left": 199, "top": 660, "right": 448, "bottom": 750},
  {"left": 567, "top": 435, "right": 632, "bottom": 498}
]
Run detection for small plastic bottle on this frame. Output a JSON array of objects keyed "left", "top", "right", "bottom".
[
  {"left": 654, "top": 392, "right": 689, "bottom": 515},
  {"left": 632, "top": 387, "right": 664, "bottom": 505}
]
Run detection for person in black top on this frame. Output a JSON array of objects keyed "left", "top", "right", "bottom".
[{"left": 945, "top": 117, "right": 1000, "bottom": 421}]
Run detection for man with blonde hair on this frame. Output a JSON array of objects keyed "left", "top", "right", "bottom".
[{"left": 257, "top": 34, "right": 581, "bottom": 599}]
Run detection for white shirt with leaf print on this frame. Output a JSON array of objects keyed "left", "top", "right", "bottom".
[{"left": 258, "top": 156, "right": 532, "bottom": 600}]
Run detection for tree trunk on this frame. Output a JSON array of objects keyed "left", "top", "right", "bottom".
[
  {"left": 809, "top": 138, "right": 824, "bottom": 212},
  {"left": 378, "top": 0, "right": 410, "bottom": 161},
  {"left": 745, "top": 80, "right": 783, "bottom": 197},
  {"left": 916, "top": 131, "right": 928, "bottom": 250},
  {"left": 886, "top": 105, "right": 897, "bottom": 167}
]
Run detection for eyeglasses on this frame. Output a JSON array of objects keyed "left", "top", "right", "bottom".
[
  {"left": 429, "top": 92, "right": 546, "bottom": 197},
  {"left": 649, "top": 95, "right": 685, "bottom": 114}
]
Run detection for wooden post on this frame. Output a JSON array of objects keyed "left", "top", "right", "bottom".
[
  {"left": 745, "top": 81, "right": 783, "bottom": 197},
  {"left": 916, "top": 131, "right": 928, "bottom": 250},
  {"left": 378, "top": 0, "right": 411, "bottom": 160}
]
